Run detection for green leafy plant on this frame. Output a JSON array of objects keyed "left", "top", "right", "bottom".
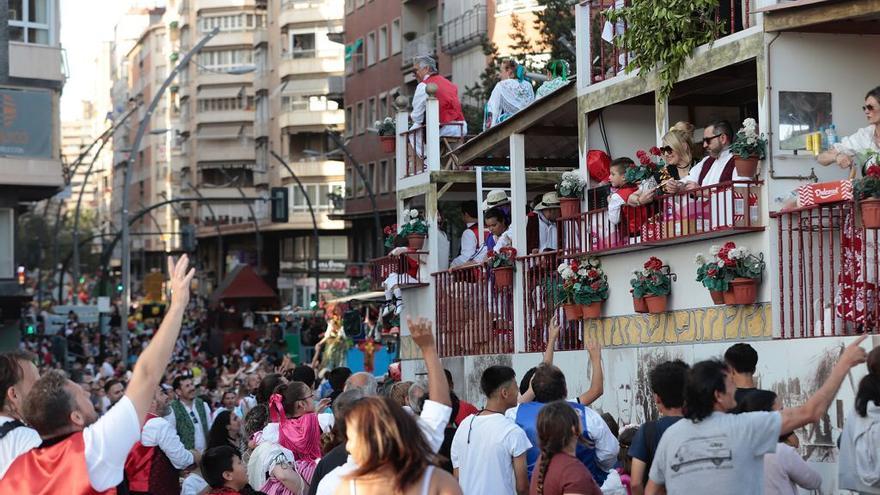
[
  {"left": 854, "top": 163, "right": 880, "bottom": 200},
  {"left": 729, "top": 118, "right": 768, "bottom": 160},
  {"left": 631, "top": 257, "right": 672, "bottom": 297},
  {"left": 694, "top": 252, "right": 732, "bottom": 292},
  {"left": 535, "top": 0, "right": 576, "bottom": 70},
  {"left": 574, "top": 257, "right": 609, "bottom": 304},
  {"left": 398, "top": 209, "right": 428, "bottom": 237},
  {"left": 373, "top": 117, "right": 396, "bottom": 137},
  {"left": 604, "top": 0, "right": 724, "bottom": 99},
  {"left": 488, "top": 247, "right": 517, "bottom": 270}
]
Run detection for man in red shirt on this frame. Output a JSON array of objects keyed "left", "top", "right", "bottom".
[
  {"left": 444, "top": 369, "right": 478, "bottom": 425},
  {"left": 0, "top": 256, "right": 196, "bottom": 495}
]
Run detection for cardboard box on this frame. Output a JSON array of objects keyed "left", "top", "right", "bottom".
[
  {"left": 734, "top": 187, "right": 760, "bottom": 227},
  {"left": 796, "top": 180, "right": 853, "bottom": 207}
]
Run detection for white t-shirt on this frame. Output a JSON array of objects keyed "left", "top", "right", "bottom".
[
  {"left": 0, "top": 416, "right": 41, "bottom": 477},
  {"left": 684, "top": 148, "right": 747, "bottom": 187},
  {"left": 181, "top": 472, "right": 209, "bottom": 495},
  {"left": 141, "top": 416, "right": 194, "bottom": 469},
  {"left": 649, "top": 411, "right": 782, "bottom": 495},
  {"left": 85, "top": 396, "right": 142, "bottom": 491},
  {"left": 450, "top": 413, "right": 531, "bottom": 495},
  {"left": 164, "top": 400, "right": 213, "bottom": 453}
]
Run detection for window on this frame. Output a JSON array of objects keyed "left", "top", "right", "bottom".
[
  {"left": 366, "top": 97, "right": 376, "bottom": 131},
  {"left": 354, "top": 37, "right": 365, "bottom": 71},
  {"left": 378, "top": 160, "right": 388, "bottom": 194},
  {"left": 199, "top": 13, "right": 265, "bottom": 33},
  {"left": 345, "top": 167, "right": 354, "bottom": 197},
  {"left": 366, "top": 31, "right": 376, "bottom": 66},
  {"left": 196, "top": 96, "right": 254, "bottom": 112},
  {"left": 378, "top": 25, "right": 388, "bottom": 60},
  {"left": 378, "top": 92, "right": 388, "bottom": 121},
  {"left": 291, "top": 32, "right": 316, "bottom": 58},
  {"left": 390, "top": 19, "right": 401, "bottom": 54},
  {"left": 345, "top": 0, "right": 354, "bottom": 14},
  {"left": 8, "top": 0, "right": 53, "bottom": 45},
  {"left": 367, "top": 162, "right": 376, "bottom": 194},
  {"left": 356, "top": 101, "right": 365, "bottom": 134},
  {"left": 198, "top": 49, "right": 253, "bottom": 71},
  {"left": 319, "top": 236, "right": 349, "bottom": 260},
  {"left": 289, "top": 182, "right": 346, "bottom": 211},
  {"left": 345, "top": 106, "right": 353, "bottom": 136}
]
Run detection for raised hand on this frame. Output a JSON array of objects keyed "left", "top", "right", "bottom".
[
  {"left": 167, "top": 255, "right": 196, "bottom": 308},
  {"left": 408, "top": 316, "right": 436, "bottom": 350},
  {"left": 840, "top": 335, "right": 868, "bottom": 368},
  {"left": 548, "top": 315, "right": 560, "bottom": 342}
]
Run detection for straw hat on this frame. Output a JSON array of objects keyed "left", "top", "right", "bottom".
[
  {"left": 533, "top": 191, "right": 561, "bottom": 211},
  {"left": 481, "top": 189, "right": 511, "bottom": 210}
]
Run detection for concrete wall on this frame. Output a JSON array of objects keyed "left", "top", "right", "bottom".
[{"left": 402, "top": 334, "right": 880, "bottom": 494}]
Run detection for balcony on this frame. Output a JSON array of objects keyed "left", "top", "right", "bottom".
[
  {"left": 285, "top": 159, "right": 344, "bottom": 178},
  {"left": 402, "top": 33, "right": 436, "bottom": 67},
  {"left": 772, "top": 201, "right": 879, "bottom": 339},
  {"left": 370, "top": 252, "right": 430, "bottom": 291},
  {"left": 440, "top": 4, "right": 487, "bottom": 54},
  {"left": 279, "top": 100, "right": 344, "bottom": 129},
  {"left": 559, "top": 180, "right": 764, "bottom": 256},
  {"left": 280, "top": 0, "right": 344, "bottom": 25},
  {"left": 195, "top": 109, "right": 255, "bottom": 126},
  {"left": 195, "top": 0, "right": 259, "bottom": 10},
  {"left": 280, "top": 50, "right": 344, "bottom": 76},
  {"left": 8, "top": 42, "right": 65, "bottom": 82}
]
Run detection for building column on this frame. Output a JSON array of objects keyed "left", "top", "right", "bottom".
[
  {"left": 425, "top": 83, "right": 441, "bottom": 172},
  {"left": 510, "top": 132, "right": 527, "bottom": 354}
]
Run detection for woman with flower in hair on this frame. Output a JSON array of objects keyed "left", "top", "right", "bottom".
[
  {"left": 529, "top": 401, "right": 602, "bottom": 495},
  {"left": 536, "top": 60, "right": 569, "bottom": 99},
  {"left": 485, "top": 59, "right": 535, "bottom": 131}
]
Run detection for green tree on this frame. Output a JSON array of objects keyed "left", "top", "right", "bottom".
[{"left": 534, "top": 0, "right": 576, "bottom": 70}]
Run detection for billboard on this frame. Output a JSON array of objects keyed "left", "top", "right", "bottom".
[{"left": 0, "top": 88, "right": 52, "bottom": 158}]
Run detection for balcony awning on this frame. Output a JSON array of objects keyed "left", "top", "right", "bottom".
[
  {"left": 281, "top": 78, "right": 330, "bottom": 96},
  {"left": 197, "top": 124, "right": 243, "bottom": 140},
  {"left": 197, "top": 86, "right": 244, "bottom": 99}
]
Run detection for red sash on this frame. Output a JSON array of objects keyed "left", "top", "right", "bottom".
[
  {"left": 697, "top": 155, "right": 736, "bottom": 185},
  {"left": 124, "top": 414, "right": 181, "bottom": 494},
  {"left": 468, "top": 223, "right": 490, "bottom": 248},
  {"left": 615, "top": 187, "right": 652, "bottom": 235},
  {"left": 0, "top": 431, "right": 115, "bottom": 495}
]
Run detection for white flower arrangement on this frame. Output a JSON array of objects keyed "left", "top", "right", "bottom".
[
  {"left": 557, "top": 171, "right": 587, "bottom": 199},
  {"left": 557, "top": 263, "right": 577, "bottom": 281},
  {"left": 410, "top": 209, "right": 419, "bottom": 218},
  {"left": 694, "top": 253, "right": 707, "bottom": 265},
  {"left": 588, "top": 257, "right": 601, "bottom": 267},
  {"left": 709, "top": 245, "right": 720, "bottom": 256},
  {"left": 730, "top": 118, "right": 767, "bottom": 160},
  {"left": 375, "top": 116, "right": 396, "bottom": 136}
]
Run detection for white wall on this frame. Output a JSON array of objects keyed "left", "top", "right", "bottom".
[
  {"left": 767, "top": 33, "right": 880, "bottom": 207},
  {"left": 586, "top": 104, "right": 656, "bottom": 162}
]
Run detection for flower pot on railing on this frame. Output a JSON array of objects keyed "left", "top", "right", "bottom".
[
  {"left": 493, "top": 266, "right": 513, "bottom": 289},
  {"left": 379, "top": 135, "right": 396, "bottom": 153},
  {"left": 729, "top": 277, "right": 758, "bottom": 304},
  {"left": 563, "top": 303, "right": 582, "bottom": 321},
  {"left": 734, "top": 155, "right": 759, "bottom": 178},
  {"left": 722, "top": 289, "right": 736, "bottom": 305},
  {"left": 582, "top": 301, "right": 602, "bottom": 319},
  {"left": 559, "top": 197, "right": 581, "bottom": 218},
  {"left": 632, "top": 296, "right": 648, "bottom": 313},
  {"left": 644, "top": 295, "right": 668, "bottom": 314},
  {"left": 860, "top": 198, "right": 880, "bottom": 229},
  {"left": 709, "top": 290, "right": 725, "bottom": 305},
  {"left": 407, "top": 234, "right": 426, "bottom": 250}
]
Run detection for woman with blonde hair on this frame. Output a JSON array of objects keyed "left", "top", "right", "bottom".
[
  {"left": 335, "top": 396, "right": 461, "bottom": 495},
  {"left": 660, "top": 121, "right": 701, "bottom": 180}
]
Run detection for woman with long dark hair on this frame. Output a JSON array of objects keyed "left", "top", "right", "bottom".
[
  {"left": 336, "top": 396, "right": 461, "bottom": 495},
  {"left": 208, "top": 410, "right": 242, "bottom": 450},
  {"left": 529, "top": 401, "right": 601, "bottom": 495},
  {"left": 839, "top": 346, "right": 880, "bottom": 493}
]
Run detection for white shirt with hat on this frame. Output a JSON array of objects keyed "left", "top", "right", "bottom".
[{"left": 537, "top": 211, "right": 558, "bottom": 252}]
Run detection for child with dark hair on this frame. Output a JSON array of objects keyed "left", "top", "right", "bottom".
[
  {"left": 201, "top": 445, "right": 262, "bottom": 494},
  {"left": 605, "top": 158, "right": 653, "bottom": 245},
  {"left": 723, "top": 343, "right": 768, "bottom": 404},
  {"left": 529, "top": 400, "right": 601, "bottom": 495}
]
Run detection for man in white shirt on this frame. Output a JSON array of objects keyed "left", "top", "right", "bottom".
[
  {"left": 665, "top": 120, "right": 746, "bottom": 193},
  {"left": 451, "top": 202, "right": 484, "bottom": 267},
  {"left": 0, "top": 351, "right": 41, "bottom": 478},
  {"left": 410, "top": 55, "right": 467, "bottom": 138},
  {"left": 0, "top": 255, "right": 196, "bottom": 493},
  {"left": 165, "top": 375, "right": 213, "bottom": 453},
  {"left": 530, "top": 192, "right": 561, "bottom": 253},
  {"left": 314, "top": 316, "right": 452, "bottom": 495},
  {"left": 451, "top": 365, "right": 531, "bottom": 495},
  {"left": 125, "top": 385, "right": 198, "bottom": 494}
]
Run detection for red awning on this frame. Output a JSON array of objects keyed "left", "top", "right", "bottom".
[{"left": 210, "top": 264, "right": 278, "bottom": 302}]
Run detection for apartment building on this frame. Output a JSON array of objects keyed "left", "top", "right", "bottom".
[
  {"left": 256, "top": 0, "right": 348, "bottom": 307},
  {"left": 1, "top": 0, "right": 65, "bottom": 344}
]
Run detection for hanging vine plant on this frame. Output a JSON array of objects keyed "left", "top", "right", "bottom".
[{"left": 605, "top": 0, "right": 725, "bottom": 99}]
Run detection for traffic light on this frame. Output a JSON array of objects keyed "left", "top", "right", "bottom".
[
  {"left": 16, "top": 266, "right": 25, "bottom": 285},
  {"left": 181, "top": 224, "right": 197, "bottom": 252},
  {"left": 116, "top": 283, "right": 124, "bottom": 293},
  {"left": 26, "top": 325, "right": 35, "bottom": 335},
  {"left": 271, "top": 187, "right": 289, "bottom": 223},
  {"left": 309, "top": 294, "right": 318, "bottom": 309}
]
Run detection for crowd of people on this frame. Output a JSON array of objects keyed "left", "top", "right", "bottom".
[{"left": 1, "top": 259, "right": 879, "bottom": 495}]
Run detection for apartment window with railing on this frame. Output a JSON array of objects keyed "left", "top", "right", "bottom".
[
  {"left": 199, "top": 13, "right": 266, "bottom": 33},
  {"left": 8, "top": 0, "right": 55, "bottom": 45},
  {"left": 366, "top": 31, "right": 376, "bottom": 66},
  {"left": 378, "top": 25, "right": 388, "bottom": 60},
  {"left": 356, "top": 101, "right": 365, "bottom": 135},
  {"left": 390, "top": 19, "right": 401, "bottom": 54},
  {"left": 345, "top": 106, "right": 353, "bottom": 136},
  {"left": 289, "top": 182, "right": 345, "bottom": 211},
  {"left": 197, "top": 96, "right": 254, "bottom": 112},
  {"left": 198, "top": 49, "right": 253, "bottom": 72},
  {"left": 282, "top": 95, "right": 339, "bottom": 112},
  {"left": 290, "top": 32, "right": 316, "bottom": 58}
]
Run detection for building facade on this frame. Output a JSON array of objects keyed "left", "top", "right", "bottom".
[{"left": 1, "top": 0, "right": 65, "bottom": 345}]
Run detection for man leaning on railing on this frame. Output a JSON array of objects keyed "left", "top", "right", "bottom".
[{"left": 409, "top": 55, "right": 468, "bottom": 151}]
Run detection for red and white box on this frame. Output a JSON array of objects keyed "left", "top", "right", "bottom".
[
  {"left": 796, "top": 180, "right": 853, "bottom": 207},
  {"left": 733, "top": 188, "right": 760, "bottom": 226}
]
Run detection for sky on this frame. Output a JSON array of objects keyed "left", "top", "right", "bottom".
[{"left": 59, "top": 0, "right": 161, "bottom": 121}]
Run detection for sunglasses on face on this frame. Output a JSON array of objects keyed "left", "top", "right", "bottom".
[
  {"left": 702, "top": 134, "right": 722, "bottom": 145},
  {"left": 660, "top": 146, "right": 674, "bottom": 154},
  {"left": 864, "top": 104, "right": 877, "bottom": 112}
]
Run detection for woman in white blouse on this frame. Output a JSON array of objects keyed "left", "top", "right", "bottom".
[
  {"left": 484, "top": 59, "right": 535, "bottom": 131},
  {"left": 818, "top": 86, "right": 880, "bottom": 170}
]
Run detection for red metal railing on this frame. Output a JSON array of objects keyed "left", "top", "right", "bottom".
[
  {"left": 369, "top": 251, "right": 429, "bottom": 291},
  {"left": 559, "top": 180, "right": 762, "bottom": 256},
  {"left": 434, "top": 263, "right": 514, "bottom": 357},
  {"left": 772, "top": 202, "right": 878, "bottom": 339},
  {"left": 403, "top": 125, "right": 426, "bottom": 177},
  {"left": 590, "top": 0, "right": 751, "bottom": 83},
  {"left": 519, "top": 251, "right": 585, "bottom": 353}
]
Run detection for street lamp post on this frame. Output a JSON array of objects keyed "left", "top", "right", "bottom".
[
  {"left": 184, "top": 181, "right": 225, "bottom": 287},
  {"left": 119, "top": 27, "right": 220, "bottom": 364},
  {"left": 71, "top": 137, "right": 110, "bottom": 305},
  {"left": 269, "top": 150, "right": 320, "bottom": 302}
]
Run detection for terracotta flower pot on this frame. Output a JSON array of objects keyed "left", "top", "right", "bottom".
[
  {"left": 380, "top": 135, "right": 396, "bottom": 153},
  {"left": 563, "top": 303, "right": 582, "bottom": 321},
  {"left": 407, "top": 233, "right": 426, "bottom": 250},
  {"left": 493, "top": 266, "right": 513, "bottom": 289},
  {"left": 734, "top": 156, "right": 759, "bottom": 178},
  {"left": 709, "top": 290, "right": 725, "bottom": 305},
  {"left": 582, "top": 301, "right": 602, "bottom": 319},
  {"left": 722, "top": 289, "right": 737, "bottom": 305},
  {"left": 645, "top": 294, "right": 668, "bottom": 314},
  {"left": 730, "top": 277, "right": 758, "bottom": 304},
  {"left": 633, "top": 296, "right": 648, "bottom": 313},
  {"left": 560, "top": 197, "right": 582, "bottom": 218},
  {"left": 861, "top": 198, "right": 880, "bottom": 229}
]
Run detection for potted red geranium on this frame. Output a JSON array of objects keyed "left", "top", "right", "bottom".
[
  {"left": 632, "top": 256, "right": 674, "bottom": 314},
  {"left": 707, "top": 241, "right": 765, "bottom": 304},
  {"left": 374, "top": 117, "right": 396, "bottom": 153},
  {"left": 575, "top": 257, "right": 608, "bottom": 319},
  {"left": 554, "top": 258, "right": 583, "bottom": 321},
  {"left": 488, "top": 247, "right": 517, "bottom": 289},
  {"left": 853, "top": 157, "right": 880, "bottom": 228}
]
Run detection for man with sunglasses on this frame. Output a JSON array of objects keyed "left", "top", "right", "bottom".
[{"left": 664, "top": 120, "right": 744, "bottom": 194}]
